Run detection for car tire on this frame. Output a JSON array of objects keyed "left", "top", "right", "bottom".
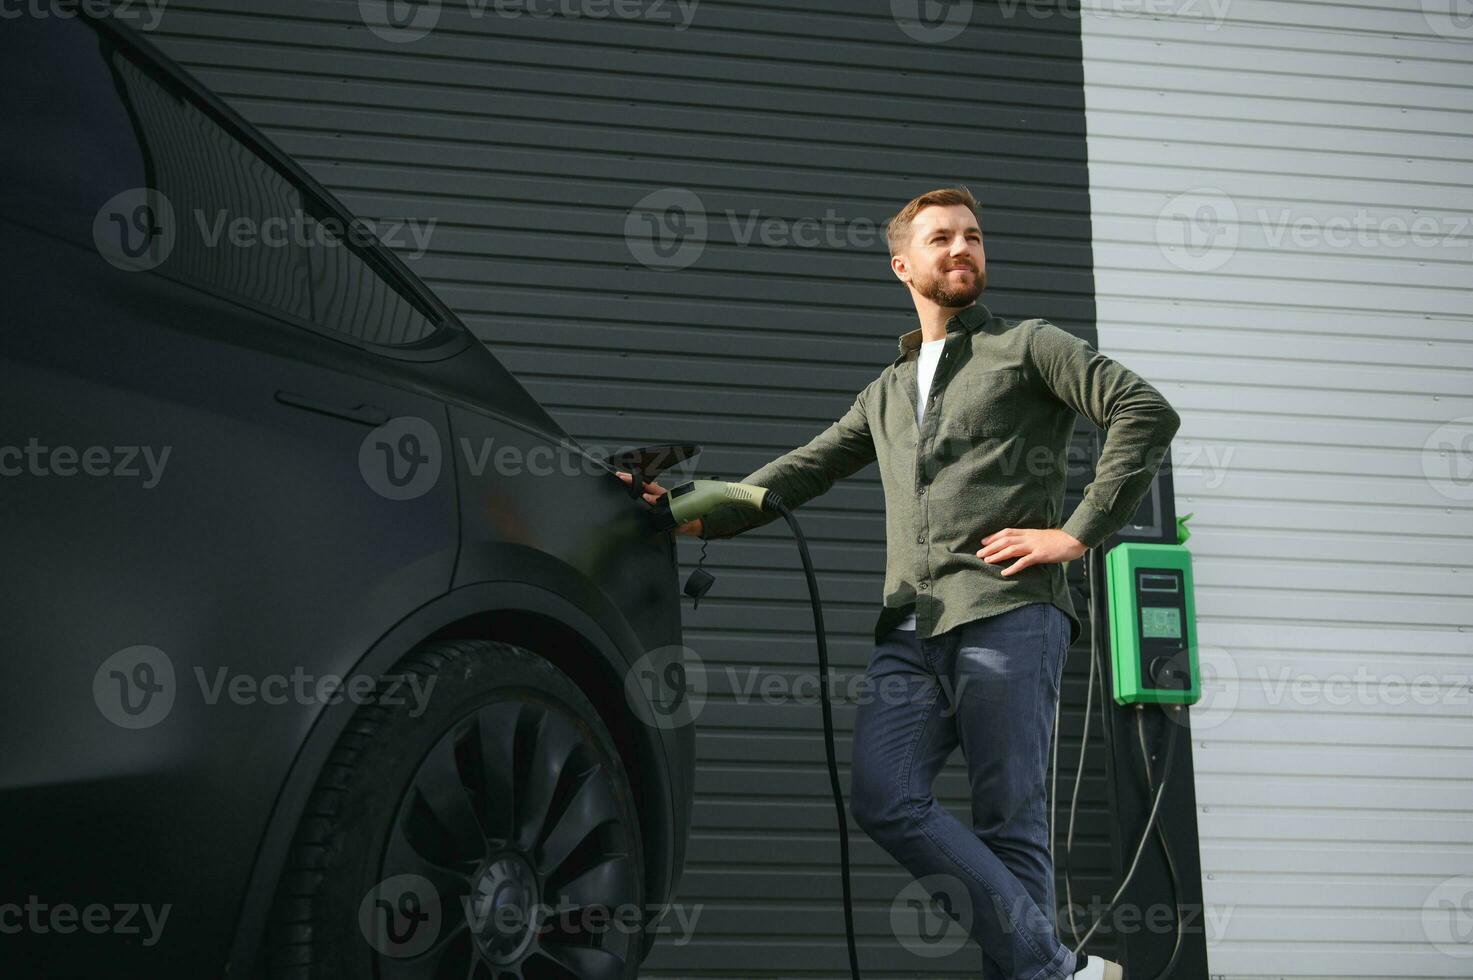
[{"left": 265, "top": 638, "right": 646, "bottom": 980}]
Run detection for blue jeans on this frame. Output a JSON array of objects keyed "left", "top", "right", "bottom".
[{"left": 850, "top": 602, "right": 1076, "bottom": 980}]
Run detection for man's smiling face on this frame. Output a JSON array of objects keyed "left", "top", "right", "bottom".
[{"left": 892, "top": 203, "right": 987, "bottom": 309}]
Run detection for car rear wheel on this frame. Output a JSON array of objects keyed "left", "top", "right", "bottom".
[{"left": 267, "top": 639, "right": 645, "bottom": 980}]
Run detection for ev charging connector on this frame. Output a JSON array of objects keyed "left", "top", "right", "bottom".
[{"left": 648, "top": 478, "right": 784, "bottom": 533}]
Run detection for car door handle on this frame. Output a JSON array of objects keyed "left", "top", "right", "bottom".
[{"left": 274, "top": 389, "right": 390, "bottom": 427}]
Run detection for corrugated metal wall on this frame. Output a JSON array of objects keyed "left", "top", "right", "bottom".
[
  {"left": 1080, "top": 3, "right": 1473, "bottom": 977},
  {"left": 147, "top": 1, "right": 1121, "bottom": 975}
]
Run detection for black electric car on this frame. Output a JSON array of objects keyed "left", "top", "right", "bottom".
[{"left": 0, "top": 13, "right": 693, "bottom": 979}]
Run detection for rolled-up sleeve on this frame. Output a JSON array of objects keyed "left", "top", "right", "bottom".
[{"left": 1025, "top": 319, "right": 1181, "bottom": 549}]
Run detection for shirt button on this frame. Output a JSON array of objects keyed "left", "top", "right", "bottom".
[
  {"left": 919, "top": 581, "right": 929, "bottom": 590},
  {"left": 917, "top": 534, "right": 925, "bottom": 543}
]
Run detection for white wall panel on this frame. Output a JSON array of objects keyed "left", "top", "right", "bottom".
[{"left": 1083, "top": 1, "right": 1473, "bottom": 975}]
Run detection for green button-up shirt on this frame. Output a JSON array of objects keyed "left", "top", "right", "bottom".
[{"left": 699, "top": 302, "right": 1181, "bottom": 648}]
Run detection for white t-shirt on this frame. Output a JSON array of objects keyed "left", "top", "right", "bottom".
[{"left": 895, "top": 336, "right": 947, "bottom": 632}]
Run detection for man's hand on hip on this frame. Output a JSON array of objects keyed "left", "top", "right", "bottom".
[{"left": 977, "top": 528, "right": 1087, "bottom": 576}]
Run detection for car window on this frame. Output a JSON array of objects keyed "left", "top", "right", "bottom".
[
  {"left": 0, "top": 18, "right": 147, "bottom": 245},
  {"left": 0, "top": 17, "right": 442, "bottom": 350}
]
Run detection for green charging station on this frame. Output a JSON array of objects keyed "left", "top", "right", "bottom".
[{"left": 1105, "top": 517, "right": 1201, "bottom": 706}]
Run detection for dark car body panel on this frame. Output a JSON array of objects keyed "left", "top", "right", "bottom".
[{"left": 0, "top": 13, "right": 692, "bottom": 976}]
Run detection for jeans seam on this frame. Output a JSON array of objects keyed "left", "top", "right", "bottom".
[
  {"left": 1021, "top": 947, "right": 1075, "bottom": 980},
  {"left": 1032, "top": 610, "right": 1073, "bottom": 980},
  {"left": 896, "top": 679, "right": 935, "bottom": 828},
  {"left": 898, "top": 675, "right": 1058, "bottom": 972}
]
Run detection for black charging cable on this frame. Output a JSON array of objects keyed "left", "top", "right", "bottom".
[
  {"left": 1133, "top": 706, "right": 1186, "bottom": 979},
  {"left": 766, "top": 495, "right": 863, "bottom": 980}
]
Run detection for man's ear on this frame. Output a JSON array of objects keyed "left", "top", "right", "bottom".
[{"left": 890, "top": 253, "right": 910, "bottom": 284}]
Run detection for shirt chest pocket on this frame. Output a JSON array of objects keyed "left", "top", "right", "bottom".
[{"left": 951, "top": 367, "right": 1027, "bottom": 437}]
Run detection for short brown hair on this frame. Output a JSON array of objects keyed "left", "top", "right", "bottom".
[{"left": 885, "top": 186, "right": 981, "bottom": 255}]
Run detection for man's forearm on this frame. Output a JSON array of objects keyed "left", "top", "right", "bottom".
[
  {"left": 700, "top": 387, "right": 878, "bottom": 540},
  {"left": 1027, "top": 319, "right": 1182, "bottom": 549},
  {"left": 1060, "top": 405, "right": 1179, "bottom": 548}
]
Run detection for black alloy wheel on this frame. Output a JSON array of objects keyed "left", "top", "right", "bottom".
[{"left": 266, "top": 640, "right": 646, "bottom": 980}]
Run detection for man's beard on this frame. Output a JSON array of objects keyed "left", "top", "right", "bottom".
[{"left": 914, "top": 262, "right": 985, "bottom": 308}]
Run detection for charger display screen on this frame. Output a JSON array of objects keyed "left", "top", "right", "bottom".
[{"left": 1141, "top": 606, "right": 1182, "bottom": 640}]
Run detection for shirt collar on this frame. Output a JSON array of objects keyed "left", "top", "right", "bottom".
[{"left": 893, "top": 302, "right": 992, "bottom": 366}]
